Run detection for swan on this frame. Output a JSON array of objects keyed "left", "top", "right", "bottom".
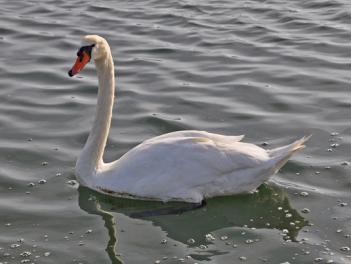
[{"left": 68, "top": 35, "right": 310, "bottom": 204}]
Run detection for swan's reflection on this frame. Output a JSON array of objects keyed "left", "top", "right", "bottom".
[
  {"left": 78, "top": 192, "right": 124, "bottom": 264},
  {"left": 78, "top": 184, "right": 306, "bottom": 263}
]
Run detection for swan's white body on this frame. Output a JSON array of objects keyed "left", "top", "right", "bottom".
[{"left": 74, "top": 35, "right": 310, "bottom": 203}]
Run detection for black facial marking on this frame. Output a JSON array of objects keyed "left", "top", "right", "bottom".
[{"left": 76, "top": 44, "right": 95, "bottom": 61}]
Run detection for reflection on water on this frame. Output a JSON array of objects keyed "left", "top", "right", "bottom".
[
  {"left": 78, "top": 184, "right": 306, "bottom": 263},
  {"left": 78, "top": 189, "right": 123, "bottom": 264}
]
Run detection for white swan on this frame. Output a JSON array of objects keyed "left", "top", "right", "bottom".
[{"left": 68, "top": 35, "right": 310, "bottom": 203}]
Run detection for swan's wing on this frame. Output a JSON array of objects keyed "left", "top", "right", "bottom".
[
  {"left": 100, "top": 134, "right": 269, "bottom": 201},
  {"left": 145, "top": 130, "right": 245, "bottom": 144}
]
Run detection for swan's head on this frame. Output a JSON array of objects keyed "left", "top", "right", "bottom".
[{"left": 68, "top": 35, "right": 111, "bottom": 77}]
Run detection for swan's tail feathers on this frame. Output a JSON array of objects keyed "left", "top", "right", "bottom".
[{"left": 268, "top": 135, "right": 312, "bottom": 174}]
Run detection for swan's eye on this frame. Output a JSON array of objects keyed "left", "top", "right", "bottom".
[{"left": 76, "top": 45, "right": 95, "bottom": 61}]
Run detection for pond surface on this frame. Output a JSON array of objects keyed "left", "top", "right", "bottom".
[{"left": 0, "top": 0, "right": 350, "bottom": 263}]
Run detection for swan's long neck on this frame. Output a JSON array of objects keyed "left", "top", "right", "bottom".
[{"left": 76, "top": 52, "right": 115, "bottom": 181}]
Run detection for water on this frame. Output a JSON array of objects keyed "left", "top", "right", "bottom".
[{"left": 0, "top": 0, "right": 350, "bottom": 263}]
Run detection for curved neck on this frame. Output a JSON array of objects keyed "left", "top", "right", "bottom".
[{"left": 78, "top": 53, "right": 115, "bottom": 175}]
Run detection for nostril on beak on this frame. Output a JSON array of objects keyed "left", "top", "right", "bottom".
[{"left": 68, "top": 69, "right": 73, "bottom": 77}]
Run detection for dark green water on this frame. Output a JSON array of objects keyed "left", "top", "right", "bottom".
[{"left": 0, "top": 0, "right": 350, "bottom": 263}]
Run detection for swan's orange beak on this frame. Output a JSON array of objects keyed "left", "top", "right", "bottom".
[{"left": 68, "top": 50, "right": 91, "bottom": 77}]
